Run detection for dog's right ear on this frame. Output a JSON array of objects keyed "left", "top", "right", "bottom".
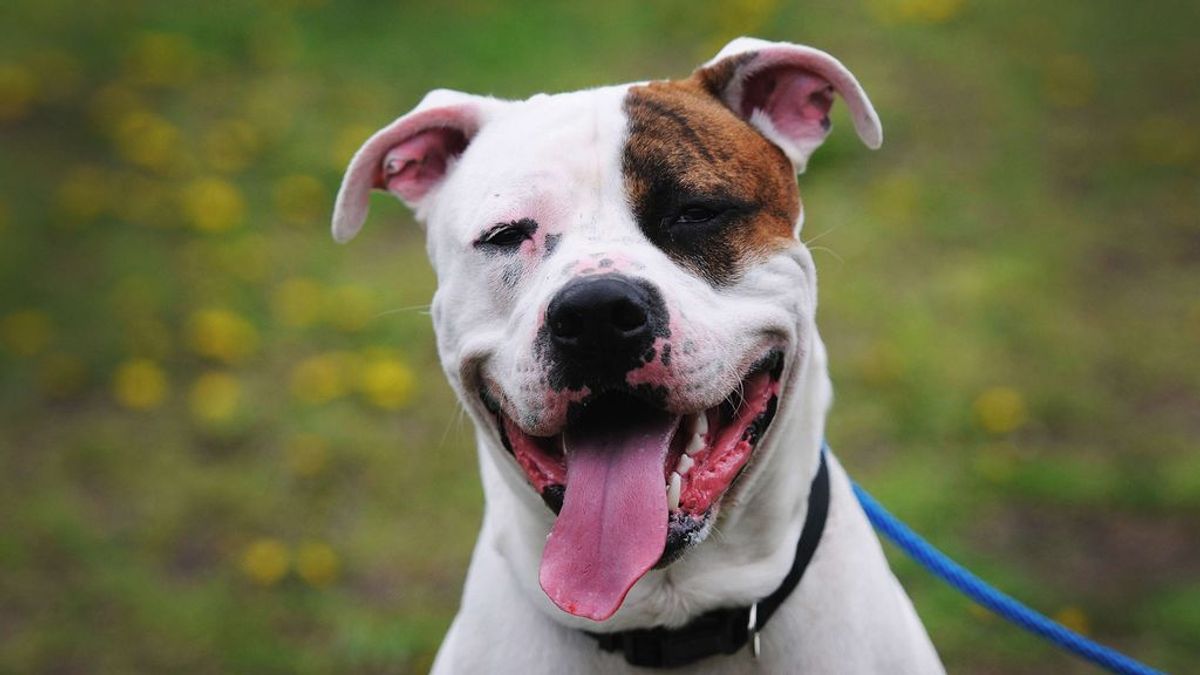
[
  {"left": 332, "top": 89, "right": 499, "bottom": 243},
  {"left": 694, "top": 37, "right": 882, "bottom": 173}
]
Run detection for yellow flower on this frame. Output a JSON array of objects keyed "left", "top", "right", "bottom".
[
  {"left": 186, "top": 308, "right": 258, "bottom": 364},
  {"left": 272, "top": 174, "right": 326, "bottom": 226},
  {"left": 973, "top": 386, "right": 1027, "bottom": 435},
  {"left": 290, "top": 353, "right": 352, "bottom": 404},
  {"left": 325, "top": 284, "right": 374, "bottom": 332},
  {"left": 113, "top": 358, "right": 169, "bottom": 410},
  {"left": 38, "top": 353, "right": 88, "bottom": 399},
  {"left": 189, "top": 371, "right": 241, "bottom": 424},
  {"left": 181, "top": 177, "right": 245, "bottom": 233},
  {"left": 285, "top": 434, "right": 328, "bottom": 477},
  {"left": 241, "top": 538, "right": 289, "bottom": 586},
  {"left": 0, "top": 63, "right": 37, "bottom": 123},
  {"left": 1053, "top": 606, "right": 1089, "bottom": 635},
  {"left": 113, "top": 111, "right": 181, "bottom": 172},
  {"left": 358, "top": 353, "right": 416, "bottom": 410},
  {"left": 1, "top": 309, "right": 54, "bottom": 357},
  {"left": 272, "top": 277, "right": 323, "bottom": 329},
  {"left": 122, "top": 32, "right": 198, "bottom": 88},
  {"left": 295, "top": 542, "right": 339, "bottom": 587},
  {"left": 203, "top": 119, "right": 261, "bottom": 173},
  {"left": 57, "top": 166, "right": 110, "bottom": 222}
]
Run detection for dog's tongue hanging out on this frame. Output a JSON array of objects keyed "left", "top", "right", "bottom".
[{"left": 539, "top": 407, "right": 679, "bottom": 621}]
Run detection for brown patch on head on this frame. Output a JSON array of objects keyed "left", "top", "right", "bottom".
[
  {"left": 622, "top": 62, "right": 801, "bottom": 285},
  {"left": 691, "top": 52, "right": 754, "bottom": 99}
]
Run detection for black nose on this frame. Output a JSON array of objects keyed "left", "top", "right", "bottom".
[{"left": 546, "top": 275, "right": 661, "bottom": 362}]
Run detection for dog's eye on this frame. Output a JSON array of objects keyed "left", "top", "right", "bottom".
[
  {"left": 476, "top": 219, "right": 536, "bottom": 250},
  {"left": 482, "top": 227, "right": 529, "bottom": 247},
  {"left": 674, "top": 206, "right": 718, "bottom": 225}
]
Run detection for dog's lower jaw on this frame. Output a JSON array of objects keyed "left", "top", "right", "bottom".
[
  {"left": 438, "top": 334, "right": 943, "bottom": 674},
  {"left": 476, "top": 335, "right": 832, "bottom": 633}
]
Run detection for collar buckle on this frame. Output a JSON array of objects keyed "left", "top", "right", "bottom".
[{"left": 747, "top": 602, "right": 761, "bottom": 658}]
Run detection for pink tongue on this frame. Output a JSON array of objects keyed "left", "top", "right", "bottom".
[{"left": 539, "top": 412, "right": 679, "bottom": 621}]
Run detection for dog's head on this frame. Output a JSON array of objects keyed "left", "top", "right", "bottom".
[{"left": 332, "top": 38, "right": 880, "bottom": 623}]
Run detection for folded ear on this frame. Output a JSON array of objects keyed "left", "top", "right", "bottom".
[
  {"left": 331, "top": 89, "right": 499, "bottom": 243},
  {"left": 694, "top": 37, "right": 882, "bottom": 172}
]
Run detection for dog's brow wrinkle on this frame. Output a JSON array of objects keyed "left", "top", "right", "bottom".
[{"left": 628, "top": 97, "right": 715, "bottom": 162}]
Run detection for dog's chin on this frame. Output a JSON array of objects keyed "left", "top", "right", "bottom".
[{"left": 481, "top": 349, "right": 785, "bottom": 568}]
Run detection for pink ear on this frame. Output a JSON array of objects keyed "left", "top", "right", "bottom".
[
  {"left": 699, "top": 38, "right": 882, "bottom": 171},
  {"left": 741, "top": 67, "right": 835, "bottom": 159},
  {"left": 378, "top": 127, "right": 469, "bottom": 203},
  {"left": 332, "top": 96, "right": 484, "bottom": 243}
]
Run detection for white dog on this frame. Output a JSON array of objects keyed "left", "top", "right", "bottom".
[{"left": 332, "top": 37, "right": 944, "bottom": 674}]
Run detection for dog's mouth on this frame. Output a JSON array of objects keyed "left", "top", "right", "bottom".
[{"left": 481, "top": 350, "right": 784, "bottom": 621}]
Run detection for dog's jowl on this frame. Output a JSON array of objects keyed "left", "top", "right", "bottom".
[{"left": 333, "top": 37, "right": 944, "bottom": 673}]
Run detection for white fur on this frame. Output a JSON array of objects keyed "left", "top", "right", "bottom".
[{"left": 333, "top": 38, "right": 944, "bottom": 674}]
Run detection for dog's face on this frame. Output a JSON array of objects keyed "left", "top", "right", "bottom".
[{"left": 333, "top": 38, "right": 880, "bottom": 623}]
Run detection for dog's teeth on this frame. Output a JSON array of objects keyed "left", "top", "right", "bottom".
[
  {"left": 667, "top": 472, "right": 681, "bottom": 511},
  {"left": 685, "top": 433, "right": 705, "bottom": 456},
  {"left": 693, "top": 414, "right": 708, "bottom": 438},
  {"left": 676, "top": 453, "right": 694, "bottom": 475}
]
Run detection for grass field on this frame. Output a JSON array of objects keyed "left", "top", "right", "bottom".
[{"left": 2, "top": 1, "right": 1198, "bottom": 672}]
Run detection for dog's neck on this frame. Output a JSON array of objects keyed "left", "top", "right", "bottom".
[{"left": 474, "top": 331, "right": 833, "bottom": 633}]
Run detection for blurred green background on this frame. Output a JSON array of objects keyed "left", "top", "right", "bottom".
[{"left": 2, "top": 0, "right": 1198, "bottom": 672}]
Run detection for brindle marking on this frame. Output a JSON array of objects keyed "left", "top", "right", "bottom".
[{"left": 623, "top": 60, "right": 801, "bottom": 285}]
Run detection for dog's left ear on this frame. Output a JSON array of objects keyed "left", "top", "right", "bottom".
[
  {"left": 331, "top": 89, "right": 503, "bottom": 243},
  {"left": 695, "top": 37, "right": 882, "bottom": 172}
]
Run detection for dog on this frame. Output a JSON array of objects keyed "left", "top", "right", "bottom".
[{"left": 331, "top": 37, "right": 944, "bottom": 674}]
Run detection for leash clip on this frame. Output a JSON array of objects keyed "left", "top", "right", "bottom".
[{"left": 747, "top": 602, "right": 761, "bottom": 659}]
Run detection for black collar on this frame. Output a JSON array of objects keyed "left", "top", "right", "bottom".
[{"left": 587, "top": 451, "right": 831, "bottom": 668}]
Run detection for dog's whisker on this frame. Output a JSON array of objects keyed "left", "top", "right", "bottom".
[
  {"left": 801, "top": 224, "right": 841, "bottom": 246},
  {"left": 707, "top": 521, "right": 728, "bottom": 545},
  {"left": 373, "top": 304, "right": 433, "bottom": 319},
  {"left": 807, "top": 245, "right": 844, "bottom": 266},
  {"left": 438, "top": 401, "right": 468, "bottom": 450}
]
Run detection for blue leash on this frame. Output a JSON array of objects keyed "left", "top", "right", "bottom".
[{"left": 844, "top": 447, "right": 1165, "bottom": 674}]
